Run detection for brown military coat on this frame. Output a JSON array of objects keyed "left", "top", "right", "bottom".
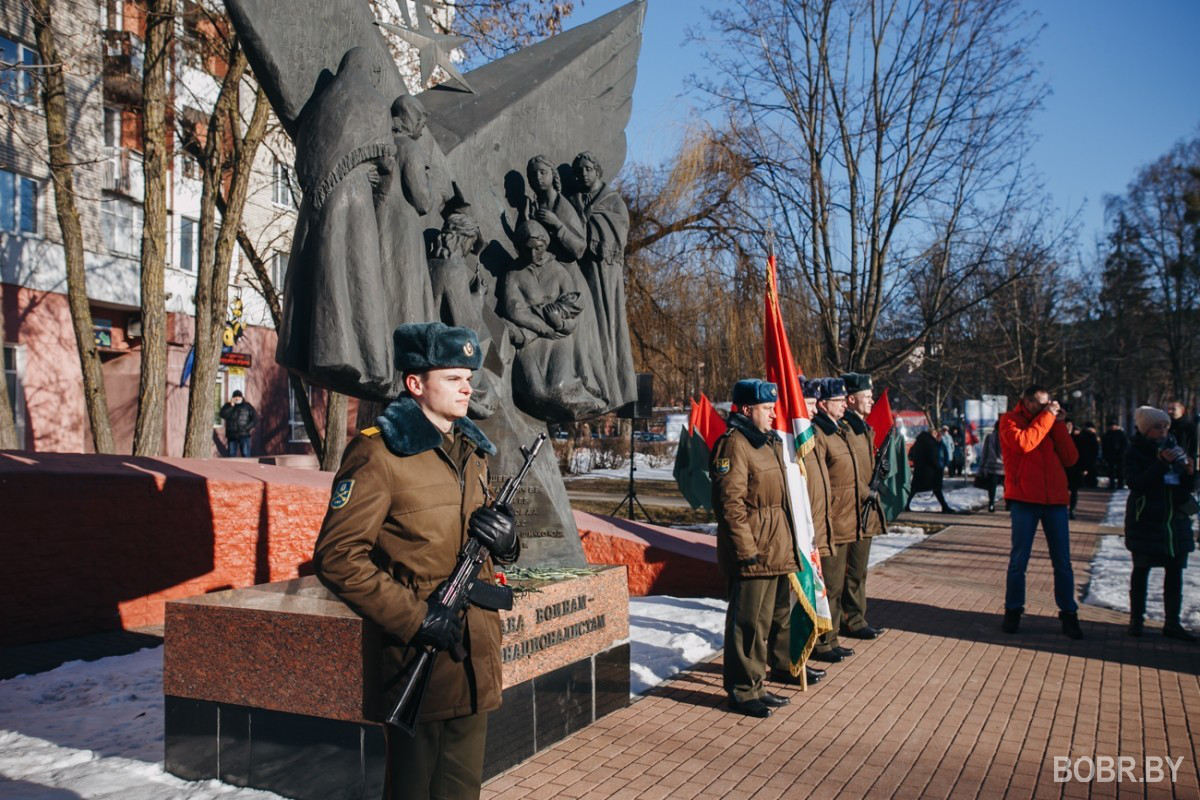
[
  {"left": 812, "top": 411, "right": 866, "bottom": 545},
  {"left": 803, "top": 424, "right": 834, "bottom": 556},
  {"left": 313, "top": 395, "right": 503, "bottom": 723},
  {"left": 844, "top": 410, "right": 885, "bottom": 537},
  {"left": 711, "top": 413, "right": 802, "bottom": 579}
]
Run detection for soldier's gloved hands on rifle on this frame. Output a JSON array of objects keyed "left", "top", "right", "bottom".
[
  {"left": 468, "top": 504, "right": 520, "bottom": 563},
  {"left": 412, "top": 595, "right": 463, "bottom": 651}
]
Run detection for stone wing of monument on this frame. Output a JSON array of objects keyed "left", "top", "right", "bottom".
[
  {"left": 224, "top": 0, "right": 409, "bottom": 139},
  {"left": 418, "top": 0, "right": 645, "bottom": 249}
]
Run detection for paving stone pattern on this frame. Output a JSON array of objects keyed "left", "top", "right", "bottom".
[{"left": 483, "top": 490, "right": 1200, "bottom": 799}]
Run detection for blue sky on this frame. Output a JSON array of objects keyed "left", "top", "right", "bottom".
[{"left": 565, "top": 0, "right": 1200, "bottom": 255}]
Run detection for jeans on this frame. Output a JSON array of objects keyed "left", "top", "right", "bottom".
[
  {"left": 1006, "top": 500, "right": 1078, "bottom": 613},
  {"left": 227, "top": 436, "right": 252, "bottom": 457}
]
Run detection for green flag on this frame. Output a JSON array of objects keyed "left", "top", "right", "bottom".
[
  {"left": 878, "top": 430, "right": 912, "bottom": 522},
  {"left": 672, "top": 430, "right": 713, "bottom": 510}
]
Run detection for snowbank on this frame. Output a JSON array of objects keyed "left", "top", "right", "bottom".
[{"left": 1082, "top": 534, "right": 1200, "bottom": 629}]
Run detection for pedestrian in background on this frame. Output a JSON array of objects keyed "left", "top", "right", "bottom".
[
  {"left": 977, "top": 428, "right": 1004, "bottom": 513},
  {"left": 219, "top": 390, "right": 257, "bottom": 457},
  {"left": 908, "top": 429, "right": 957, "bottom": 514},
  {"left": 1065, "top": 420, "right": 1084, "bottom": 520},
  {"left": 1167, "top": 401, "right": 1197, "bottom": 463},
  {"left": 1123, "top": 406, "right": 1197, "bottom": 642},
  {"left": 999, "top": 385, "right": 1082, "bottom": 639},
  {"left": 1101, "top": 419, "right": 1129, "bottom": 490},
  {"left": 1080, "top": 422, "right": 1101, "bottom": 487}
]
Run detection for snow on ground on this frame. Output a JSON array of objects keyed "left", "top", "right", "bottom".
[
  {"left": 1083, "top": 534, "right": 1200, "bottom": 629},
  {"left": 1102, "top": 489, "right": 1130, "bottom": 527},
  {"left": 0, "top": 536, "right": 931, "bottom": 797},
  {"left": 0, "top": 648, "right": 283, "bottom": 799},
  {"left": 907, "top": 484, "right": 1001, "bottom": 513},
  {"left": 628, "top": 597, "right": 726, "bottom": 695},
  {"left": 568, "top": 450, "right": 677, "bottom": 481}
]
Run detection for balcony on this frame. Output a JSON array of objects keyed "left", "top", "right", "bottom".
[
  {"left": 102, "top": 29, "right": 144, "bottom": 105},
  {"left": 101, "top": 146, "right": 144, "bottom": 198}
]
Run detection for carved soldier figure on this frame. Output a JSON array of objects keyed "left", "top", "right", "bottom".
[{"left": 569, "top": 151, "right": 637, "bottom": 409}]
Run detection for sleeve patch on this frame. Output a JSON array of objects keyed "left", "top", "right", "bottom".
[
  {"left": 714, "top": 458, "right": 731, "bottom": 475},
  {"left": 330, "top": 479, "right": 355, "bottom": 509}
]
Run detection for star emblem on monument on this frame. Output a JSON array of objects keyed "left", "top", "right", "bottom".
[{"left": 375, "top": 0, "right": 474, "bottom": 93}]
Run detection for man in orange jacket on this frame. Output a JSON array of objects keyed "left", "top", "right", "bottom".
[{"left": 999, "top": 384, "right": 1083, "bottom": 639}]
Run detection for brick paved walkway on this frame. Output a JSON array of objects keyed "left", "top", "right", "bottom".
[{"left": 484, "top": 490, "right": 1200, "bottom": 799}]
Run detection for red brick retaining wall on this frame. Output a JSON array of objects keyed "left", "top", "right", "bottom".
[{"left": 0, "top": 452, "right": 333, "bottom": 645}]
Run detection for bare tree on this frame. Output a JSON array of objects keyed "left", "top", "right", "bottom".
[
  {"left": 28, "top": 0, "right": 115, "bottom": 453},
  {"left": 696, "top": 0, "right": 1046, "bottom": 374},
  {"left": 0, "top": 297, "right": 17, "bottom": 449},
  {"left": 132, "top": 0, "right": 173, "bottom": 456},
  {"left": 1106, "top": 137, "right": 1200, "bottom": 401},
  {"left": 181, "top": 35, "right": 270, "bottom": 458}
]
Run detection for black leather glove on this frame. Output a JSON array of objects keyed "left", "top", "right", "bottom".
[
  {"left": 737, "top": 554, "right": 759, "bottom": 569},
  {"left": 469, "top": 504, "right": 519, "bottom": 562},
  {"left": 411, "top": 598, "right": 463, "bottom": 651}
]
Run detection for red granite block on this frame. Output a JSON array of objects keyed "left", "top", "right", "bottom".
[{"left": 575, "top": 511, "right": 723, "bottom": 597}]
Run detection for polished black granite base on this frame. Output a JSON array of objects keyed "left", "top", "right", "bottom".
[{"left": 165, "top": 643, "right": 630, "bottom": 797}]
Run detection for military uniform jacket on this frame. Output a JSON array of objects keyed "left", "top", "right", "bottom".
[
  {"left": 844, "top": 410, "right": 885, "bottom": 537},
  {"left": 812, "top": 412, "right": 867, "bottom": 545},
  {"left": 711, "top": 413, "right": 802, "bottom": 579},
  {"left": 802, "top": 428, "right": 834, "bottom": 556},
  {"left": 313, "top": 396, "right": 503, "bottom": 723}
]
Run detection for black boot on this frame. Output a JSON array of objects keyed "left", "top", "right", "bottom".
[
  {"left": 1128, "top": 617, "right": 1144, "bottom": 637},
  {"left": 1163, "top": 624, "right": 1197, "bottom": 642},
  {"left": 1001, "top": 608, "right": 1021, "bottom": 634},
  {"left": 1060, "top": 611, "right": 1083, "bottom": 640}
]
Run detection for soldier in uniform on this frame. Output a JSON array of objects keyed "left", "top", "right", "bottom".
[
  {"left": 712, "top": 379, "right": 803, "bottom": 717},
  {"left": 797, "top": 377, "right": 831, "bottom": 685},
  {"left": 808, "top": 378, "right": 858, "bottom": 664},
  {"left": 840, "top": 372, "right": 887, "bottom": 640},
  {"left": 313, "top": 322, "right": 520, "bottom": 800}
]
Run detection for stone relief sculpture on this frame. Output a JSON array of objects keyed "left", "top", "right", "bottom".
[
  {"left": 569, "top": 151, "right": 638, "bottom": 410},
  {"left": 526, "top": 154, "right": 586, "bottom": 264},
  {"left": 428, "top": 208, "right": 502, "bottom": 418},
  {"left": 503, "top": 220, "right": 607, "bottom": 421},
  {"left": 226, "top": 0, "right": 646, "bottom": 565}
]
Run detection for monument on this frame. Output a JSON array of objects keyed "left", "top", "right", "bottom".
[
  {"left": 162, "top": 3, "right": 647, "bottom": 795},
  {"left": 227, "top": 0, "right": 646, "bottom": 566}
]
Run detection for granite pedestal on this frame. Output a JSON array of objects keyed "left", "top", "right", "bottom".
[{"left": 163, "top": 567, "right": 629, "bottom": 799}]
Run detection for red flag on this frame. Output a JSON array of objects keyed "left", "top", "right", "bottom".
[
  {"left": 692, "top": 393, "right": 726, "bottom": 450},
  {"left": 865, "top": 387, "right": 896, "bottom": 450},
  {"left": 764, "top": 255, "right": 812, "bottom": 439}
]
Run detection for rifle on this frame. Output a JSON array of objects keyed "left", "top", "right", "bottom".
[
  {"left": 859, "top": 425, "right": 898, "bottom": 533},
  {"left": 385, "top": 432, "right": 547, "bottom": 734}
]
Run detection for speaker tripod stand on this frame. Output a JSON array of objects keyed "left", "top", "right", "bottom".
[{"left": 611, "top": 423, "right": 655, "bottom": 523}]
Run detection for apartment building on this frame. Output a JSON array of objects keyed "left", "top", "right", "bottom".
[{"left": 0, "top": 0, "right": 334, "bottom": 457}]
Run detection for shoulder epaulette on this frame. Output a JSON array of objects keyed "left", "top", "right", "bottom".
[{"left": 361, "top": 426, "right": 381, "bottom": 437}]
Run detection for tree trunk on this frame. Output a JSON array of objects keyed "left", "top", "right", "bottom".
[
  {"left": 235, "top": 227, "right": 327, "bottom": 458},
  {"left": 321, "top": 391, "right": 348, "bottom": 471},
  {"left": 0, "top": 296, "right": 18, "bottom": 449},
  {"left": 182, "top": 55, "right": 269, "bottom": 458},
  {"left": 132, "top": 0, "right": 173, "bottom": 456},
  {"left": 30, "top": 0, "right": 115, "bottom": 453}
]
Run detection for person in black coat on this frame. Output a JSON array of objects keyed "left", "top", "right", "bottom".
[
  {"left": 1167, "top": 401, "right": 1198, "bottom": 462},
  {"left": 907, "top": 429, "right": 956, "bottom": 513},
  {"left": 219, "top": 390, "right": 258, "bottom": 457},
  {"left": 1101, "top": 419, "right": 1129, "bottom": 490},
  {"left": 1124, "top": 406, "right": 1197, "bottom": 641}
]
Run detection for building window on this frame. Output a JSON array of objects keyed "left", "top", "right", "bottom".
[
  {"left": 102, "top": 197, "right": 142, "bottom": 257},
  {"left": 0, "top": 168, "right": 39, "bottom": 235},
  {"left": 0, "top": 35, "right": 38, "bottom": 106},
  {"left": 271, "top": 250, "right": 289, "bottom": 289},
  {"left": 3, "top": 343, "right": 25, "bottom": 448},
  {"left": 179, "top": 216, "right": 198, "bottom": 272},
  {"left": 272, "top": 158, "right": 296, "bottom": 208},
  {"left": 288, "top": 381, "right": 310, "bottom": 443}
]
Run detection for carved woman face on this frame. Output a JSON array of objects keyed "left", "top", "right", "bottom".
[
  {"left": 524, "top": 234, "right": 550, "bottom": 266},
  {"left": 574, "top": 161, "right": 600, "bottom": 192},
  {"left": 530, "top": 161, "right": 556, "bottom": 193}
]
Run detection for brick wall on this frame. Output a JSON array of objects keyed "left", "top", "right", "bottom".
[{"left": 0, "top": 451, "right": 334, "bottom": 645}]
